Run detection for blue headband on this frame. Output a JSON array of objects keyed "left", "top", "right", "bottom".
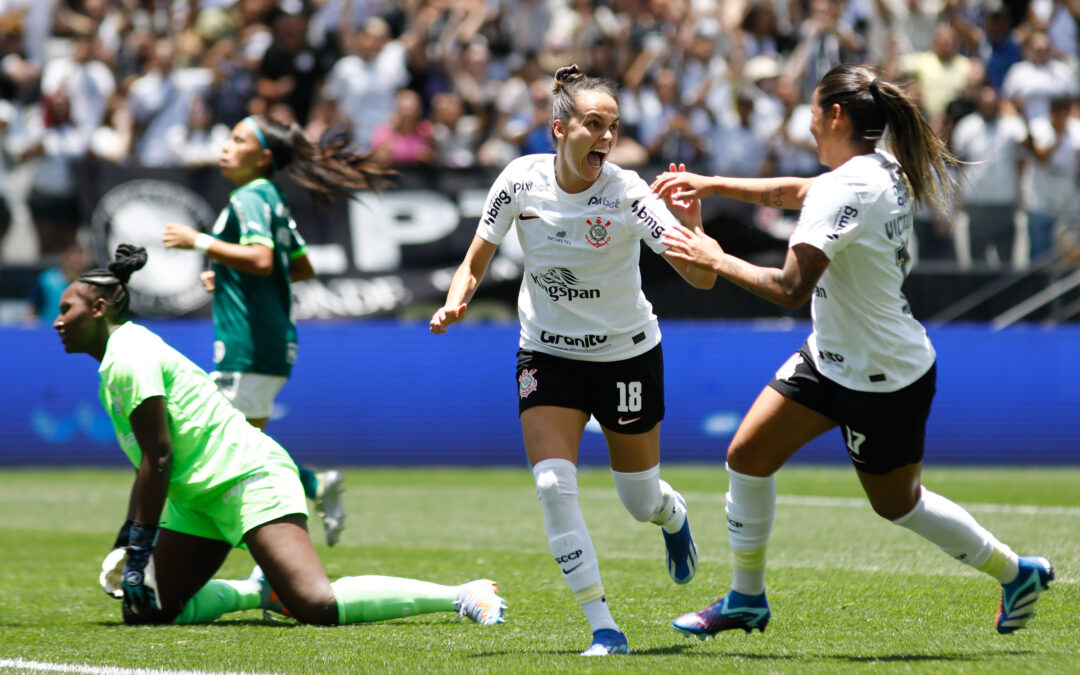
[{"left": 243, "top": 116, "right": 278, "bottom": 171}]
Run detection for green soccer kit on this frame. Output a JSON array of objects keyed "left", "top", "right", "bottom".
[
  {"left": 209, "top": 178, "right": 307, "bottom": 377},
  {"left": 98, "top": 321, "right": 306, "bottom": 535}
]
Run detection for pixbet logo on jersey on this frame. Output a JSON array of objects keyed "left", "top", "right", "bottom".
[
  {"left": 530, "top": 267, "right": 601, "bottom": 302},
  {"left": 584, "top": 217, "right": 611, "bottom": 248}
]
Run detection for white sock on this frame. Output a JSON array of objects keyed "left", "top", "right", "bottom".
[
  {"left": 892, "top": 486, "right": 1018, "bottom": 581},
  {"left": 611, "top": 465, "right": 685, "bottom": 533},
  {"left": 726, "top": 464, "right": 776, "bottom": 595},
  {"left": 533, "top": 458, "right": 618, "bottom": 633}
]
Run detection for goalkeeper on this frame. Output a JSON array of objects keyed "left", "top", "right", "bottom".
[{"left": 55, "top": 244, "right": 506, "bottom": 627}]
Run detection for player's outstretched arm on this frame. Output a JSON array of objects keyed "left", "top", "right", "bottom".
[
  {"left": 652, "top": 173, "right": 815, "bottom": 211},
  {"left": 430, "top": 235, "right": 498, "bottom": 334}
]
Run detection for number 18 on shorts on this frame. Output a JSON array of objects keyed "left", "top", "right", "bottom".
[{"left": 515, "top": 345, "right": 665, "bottom": 434}]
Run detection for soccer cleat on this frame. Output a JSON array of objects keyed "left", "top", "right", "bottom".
[
  {"left": 580, "top": 629, "right": 629, "bottom": 656},
  {"left": 314, "top": 470, "right": 346, "bottom": 547},
  {"left": 454, "top": 579, "right": 506, "bottom": 625},
  {"left": 249, "top": 566, "right": 290, "bottom": 619},
  {"left": 996, "top": 555, "right": 1054, "bottom": 634},
  {"left": 672, "top": 590, "right": 770, "bottom": 639},
  {"left": 662, "top": 492, "right": 697, "bottom": 584}
]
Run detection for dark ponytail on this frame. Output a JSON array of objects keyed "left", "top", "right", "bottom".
[
  {"left": 816, "top": 64, "right": 959, "bottom": 213},
  {"left": 246, "top": 114, "right": 394, "bottom": 206},
  {"left": 77, "top": 244, "right": 148, "bottom": 321}
]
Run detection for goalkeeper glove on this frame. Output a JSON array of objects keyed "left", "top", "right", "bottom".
[
  {"left": 99, "top": 519, "right": 135, "bottom": 598},
  {"left": 122, "top": 521, "right": 160, "bottom": 614}
]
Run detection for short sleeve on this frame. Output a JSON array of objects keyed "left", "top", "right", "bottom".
[
  {"left": 620, "top": 172, "right": 681, "bottom": 255},
  {"left": 474, "top": 165, "right": 518, "bottom": 245},
  {"left": 789, "top": 173, "right": 863, "bottom": 259},
  {"left": 229, "top": 190, "right": 274, "bottom": 248},
  {"left": 102, "top": 351, "right": 166, "bottom": 422}
]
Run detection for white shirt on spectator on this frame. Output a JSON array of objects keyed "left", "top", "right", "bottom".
[
  {"left": 321, "top": 40, "right": 407, "bottom": 150},
  {"left": 1001, "top": 59, "right": 1078, "bottom": 120},
  {"left": 1023, "top": 115, "right": 1080, "bottom": 215},
  {"left": 951, "top": 111, "right": 1028, "bottom": 206},
  {"left": 40, "top": 57, "right": 115, "bottom": 137},
  {"left": 129, "top": 68, "right": 214, "bottom": 167}
]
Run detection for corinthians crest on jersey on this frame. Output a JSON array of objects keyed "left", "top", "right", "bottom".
[{"left": 585, "top": 217, "right": 612, "bottom": 248}]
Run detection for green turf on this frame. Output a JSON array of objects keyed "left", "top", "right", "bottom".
[{"left": 1, "top": 465, "right": 1077, "bottom": 673}]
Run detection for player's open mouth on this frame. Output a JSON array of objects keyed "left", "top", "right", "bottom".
[{"left": 587, "top": 149, "right": 607, "bottom": 168}]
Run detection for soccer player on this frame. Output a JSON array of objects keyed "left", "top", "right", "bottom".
[
  {"left": 163, "top": 115, "right": 388, "bottom": 545},
  {"left": 430, "top": 64, "right": 717, "bottom": 656},
  {"left": 56, "top": 244, "right": 506, "bottom": 627},
  {"left": 652, "top": 64, "right": 1053, "bottom": 638}
]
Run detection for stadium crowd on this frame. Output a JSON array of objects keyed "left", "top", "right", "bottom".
[{"left": 0, "top": 0, "right": 1078, "bottom": 271}]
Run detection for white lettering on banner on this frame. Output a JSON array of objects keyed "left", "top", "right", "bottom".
[
  {"left": 292, "top": 276, "right": 412, "bottom": 319},
  {"left": 348, "top": 191, "right": 460, "bottom": 271}
]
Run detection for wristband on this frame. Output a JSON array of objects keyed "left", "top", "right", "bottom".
[{"left": 193, "top": 233, "right": 214, "bottom": 255}]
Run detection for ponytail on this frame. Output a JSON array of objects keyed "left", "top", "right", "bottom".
[
  {"left": 817, "top": 65, "right": 959, "bottom": 213},
  {"left": 245, "top": 115, "right": 394, "bottom": 206}
]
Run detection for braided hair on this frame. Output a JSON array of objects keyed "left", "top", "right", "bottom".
[{"left": 77, "top": 244, "right": 147, "bottom": 321}]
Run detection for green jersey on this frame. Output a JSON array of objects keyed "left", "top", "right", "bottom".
[
  {"left": 210, "top": 178, "right": 307, "bottom": 377},
  {"left": 99, "top": 322, "right": 291, "bottom": 506}
]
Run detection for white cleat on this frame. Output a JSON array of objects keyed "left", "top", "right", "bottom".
[
  {"left": 314, "top": 470, "right": 345, "bottom": 547},
  {"left": 454, "top": 579, "right": 506, "bottom": 625}
]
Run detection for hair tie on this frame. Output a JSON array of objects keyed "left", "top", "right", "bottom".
[
  {"left": 244, "top": 116, "right": 278, "bottom": 171},
  {"left": 868, "top": 78, "right": 882, "bottom": 97}
]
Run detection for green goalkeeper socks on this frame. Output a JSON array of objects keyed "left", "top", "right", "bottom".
[
  {"left": 332, "top": 576, "right": 458, "bottom": 624},
  {"left": 172, "top": 579, "right": 262, "bottom": 624}
]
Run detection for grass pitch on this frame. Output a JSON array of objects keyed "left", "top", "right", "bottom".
[{"left": 1, "top": 465, "right": 1077, "bottom": 674}]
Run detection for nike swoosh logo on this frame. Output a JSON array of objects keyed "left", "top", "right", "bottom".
[
  {"left": 562, "top": 562, "right": 583, "bottom": 574},
  {"left": 617, "top": 416, "right": 642, "bottom": 425},
  {"left": 518, "top": 213, "right": 540, "bottom": 220}
]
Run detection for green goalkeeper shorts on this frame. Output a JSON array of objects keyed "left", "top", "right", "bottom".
[{"left": 159, "top": 448, "right": 308, "bottom": 547}]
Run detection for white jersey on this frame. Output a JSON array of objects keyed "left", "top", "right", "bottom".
[
  {"left": 790, "top": 151, "right": 935, "bottom": 392},
  {"left": 476, "top": 154, "right": 678, "bottom": 361}
]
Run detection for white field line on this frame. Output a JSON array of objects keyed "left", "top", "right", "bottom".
[{"left": 0, "top": 660, "right": 277, "bottom": 675}]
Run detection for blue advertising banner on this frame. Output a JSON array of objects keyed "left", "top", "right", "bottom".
[{"left": 3, "top": 321, "right": 1078, "bottom": 467}]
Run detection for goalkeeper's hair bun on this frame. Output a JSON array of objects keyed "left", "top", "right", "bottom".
[{"left": 108, "top": 244, "right": 148, "bottom": 284}]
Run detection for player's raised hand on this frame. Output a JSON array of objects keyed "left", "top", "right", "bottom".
[
  {"left": 662, "top": 221, "right": 725, "bottom": 271},
  {"left": 430, "top": 303, "right": 468, "bottom": 334},
  {"left": 659, "top": 163, "right": 702, "bottom": 226},
  {"left": 651, "top": 170, "right": 715, "bottom": 202}
]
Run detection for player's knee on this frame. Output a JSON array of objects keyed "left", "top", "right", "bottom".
[{"left": 534, "top": 458, "right": 577, "bottom": 508}]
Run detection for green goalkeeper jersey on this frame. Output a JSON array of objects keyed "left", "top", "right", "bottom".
[
  {"left": 210, "top": 178, "right": 307, "bottom": 377},
  {"left": 99, "top": 322, "right": 290, "bottom": 505}
]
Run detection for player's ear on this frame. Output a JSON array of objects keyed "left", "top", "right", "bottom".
[{"left": 552, "top": 119, "right": 566, "bottom": 142}]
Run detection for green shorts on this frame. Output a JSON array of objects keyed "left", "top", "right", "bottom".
[{"left": 159, "top": 450, "right": 308, "bottom": 547}]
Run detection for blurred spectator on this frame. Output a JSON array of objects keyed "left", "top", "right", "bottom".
[
  {"left": 678, "top": 17, "right": 736, "bottom": 130},
  {"left": 88, "top": 93, "right": 133, "bottom": 163},
  {"left": 16, "top": 91, "right": 90, "bottom": 253},
  {"left": 1023, "top": 96, "right": 1080, "bottom": 261},
  {"left": 865, "top": 0, "right": 943, "bottom": 67},
  {"left": 768, "top": 75, "right": 821, "bottom": 178},
  {"left": 710, "top": 87, "right": 772, "bottom": 178},
  {"left": 2, "top": 0, "right": 56, "bottom": 68},
  {"left": 24, "top": 240, "right": 87, "bottom": 323},
  {"left": 635, "top": 67, "right": 709, "bottom": 164},
  {"left": 0, "top": 16, "right": 42, "bottom": 104},
  {"left": 788, "top": 0, "right": 864, "bottom": 101},
  {"left": 256, "top": 12, "right": 326, "bottom": 126},
  {"left": 1001, "top": 30, "right": 1078, "bottom": 121},
  {"left": 482, "top": 77, "right": 552, "bottom": 166},
  {"left": 128, "top": 35, "right": 214, "bottom": 167},
  {"left": 206, "top": 36, "right": 256, "bottom": 129},
  {"left": 1026, "top": 0, "right": 1079, "bottom": 62},
  {"left": 894, "top": 23, "right": 973, "bottom": 130},
  {"left": 321, "top": 16, "right": 408, "bottom": 150},
  {"left": 978, "top": 5, "right": 1024, "bottom": 91},
  {"left": 444, "top": 40, "right": 501, "bottom": 135},
  {"left": 951, "top": 85, "right": 1029, "bottom": 268},
  {"left": 164, "top": 95, "right": 230, "bottom": 167},
  {"left": 40, "top": 33, "right": 116, "bottom": 142},
  {"left": 371, "top": 88, "right": 434, "bottom": 166},
  {"left": 430, "top": 90, "right": 481, "bottom": 168}
]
